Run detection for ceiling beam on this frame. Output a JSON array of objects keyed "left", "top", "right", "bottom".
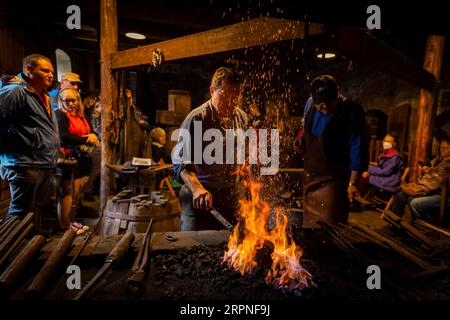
[{"left": 111, "top": 17, "right": 325, "bottom": 70}]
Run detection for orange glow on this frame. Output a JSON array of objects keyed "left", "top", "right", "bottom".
[{"left": 223, "top": 165, "right": 313, "bottom": 291}]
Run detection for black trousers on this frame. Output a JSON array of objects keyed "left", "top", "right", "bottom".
[{"left": 179, "top": 185, "right": 238, "bottom": 231}]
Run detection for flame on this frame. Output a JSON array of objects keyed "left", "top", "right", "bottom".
[{"left": 223, "top": 165, "right": 314, "bottom": 292}]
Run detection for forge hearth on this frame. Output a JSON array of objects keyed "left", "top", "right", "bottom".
[
  {"left": 137, "top": 230, "right": 396, "bottom": 300},
  {"left": 50, "top": 230, "right": 450, "bottom": 300}
]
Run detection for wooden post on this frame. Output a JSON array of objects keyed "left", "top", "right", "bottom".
[
  {"left": 409, "top": 35, "right": 445, "bottom": 181},
  {"left": 100, "top": 0, "right": 118, "bottom": 209}
]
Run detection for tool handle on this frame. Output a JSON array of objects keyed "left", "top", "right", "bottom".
[
  {"left": 126, "top": 270, "right": 146, "bottom": 292},
  {"left": 210, "top": 208, "right": 234, "bottom": 231},
  {"left": 106, "top": 232, "right": 135, "bottom": 263}
]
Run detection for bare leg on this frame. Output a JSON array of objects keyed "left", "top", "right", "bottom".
[{"left": 58, "top": 180, "right": 73, "bottom": 229}]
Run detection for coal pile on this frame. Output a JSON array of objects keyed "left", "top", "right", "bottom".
[{"left": 150, "top": 239, "right": 397, "bottom": 300}]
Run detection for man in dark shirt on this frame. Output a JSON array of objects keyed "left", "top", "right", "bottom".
[
  {"left": 300, "top": 75, "right": 369, "bottom": 228},
  {"left": 172, "top": 67, "right": 248, "bottom": 231}
]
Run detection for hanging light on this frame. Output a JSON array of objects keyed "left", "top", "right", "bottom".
[
  {"left": 316, "top": 52, "right": 336, "bottom": 59},
  {"left": 317, "top": 52, "right": 336, "bottom": 59},
  {"left": 125, "top": 32, "right": 146, "bottom": 40}
]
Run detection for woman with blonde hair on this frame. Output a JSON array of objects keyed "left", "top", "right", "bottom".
[{"left": 56, "top": 88, "right": 98, "bottom": 234}]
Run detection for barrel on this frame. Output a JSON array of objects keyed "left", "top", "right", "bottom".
[
  {"left": 98, "top": 192, "right": 180, "bottom": 235},
  {"left": 127, "top": 197, "right": 180, "bottom": 233}
]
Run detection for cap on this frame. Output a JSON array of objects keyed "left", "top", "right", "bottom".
[
  {"left": 61, "top": 72, "right": 82, "bottom": 83},
  {"left": 310, "top": 75, "right": 337, "bottom": 104}
]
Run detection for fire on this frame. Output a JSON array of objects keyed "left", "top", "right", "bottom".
[{"left": 223, "top": 166, "right": 314, "bottom": 292}]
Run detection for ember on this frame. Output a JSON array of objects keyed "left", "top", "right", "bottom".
[{"left": 223, "top": 166, "right": 314, "bottom": 292}]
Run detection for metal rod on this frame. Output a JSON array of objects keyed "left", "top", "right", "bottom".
[
  {"left": 0, "top": 223, "right": 34, "bottom": 269},
  {"left": 0, "top": 212, "right": 34, "bottom": 257},
  {"left": 0, "top": 235, "right": 46, "bottom": 290},
  {"left": 73, "top": 232, "right": 135, "bottom": 300}
]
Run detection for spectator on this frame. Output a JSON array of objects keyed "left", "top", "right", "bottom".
[
  {"left": 56, "top": 88, "right": 98, "bottom": 234},
  {"left": 362, "top": 134, "right": 405, "bottom": 193},
  {"left": 391, "top": 139, "right": 450, "bottom": 223},
  {"left": 0, "top": 54, "right": 59, "bottom": 226},
  {"left": 49, "top": 72, "right": 82, "bottom": 110}
]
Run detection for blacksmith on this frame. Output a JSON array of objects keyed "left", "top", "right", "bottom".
[
  {"left": 300, "top": 75, "right": 369, "bottom": 228},
  {"left": 172, "top": 67, "right": 248, "bottom": 231}
]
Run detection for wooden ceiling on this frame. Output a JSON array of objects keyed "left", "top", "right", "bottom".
[{"left": 1, "top": 1, "right": 446, "bottom": 55}]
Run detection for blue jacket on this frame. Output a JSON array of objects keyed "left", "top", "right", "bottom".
[
  {"left": 0, "top": 75, "right": 59, "bottom": 168},
  {"left": 368, "top": 148, "right": 405, "bottom": 192}
]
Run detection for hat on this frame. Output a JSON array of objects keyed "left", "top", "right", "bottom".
[
  {"left": 310, "top": 75, "right": 337, "bottom": 104},
  {"left": 61, "top": 72, "right": 82, "bottom": 83}
]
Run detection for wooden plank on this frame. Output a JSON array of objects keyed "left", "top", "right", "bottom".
[
  {"left": 150, "top": 230, "right": 230, "bottom": 251},
  {"left": 100, "top": 0, "right": 119, "bottom": 209},
  {"left": 111, "top": 17, "right": 325, "bottom": 69},
  {"left": 119, "top": 202, "right": 129, "bottom": 230},
  {"left": 38, "top": 233, "right": 145, "bottom": 260},
  {"left": 38, "top": 231, "right": 229, "bottom": 259}
]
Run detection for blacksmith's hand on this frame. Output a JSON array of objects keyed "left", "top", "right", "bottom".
[
  {"left": 192, "top": 187, "right": 213, "bottom": 210},
  {"left": 347, "top": 184, "right": 359, "bottom": 202}
]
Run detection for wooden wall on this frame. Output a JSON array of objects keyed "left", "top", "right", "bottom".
[{"left": 0, "top": 27, "right": 25, "bottom": 74}]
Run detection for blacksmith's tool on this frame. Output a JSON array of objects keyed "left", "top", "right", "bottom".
[
  {"left": 126, "top": 219, "right": 154, "bottom": 296},
  {"left": 0, "top": 212, "right": 34, "bottom": 258},
  {"left": 319, "top": 221, "right": 421, "bottom": 299},
  {"left": 209, "top": 207, "right": 234, "bottom": 231},
  {"left": 74, "top": 232, "right": 135, "bottom": 300},
  {"left": 354, "top": 223, "right": 450, "bottom": 279},
  {"left": 380, "top": 209, "right": 447, "bottom": 254},
  {"left": 25, "top": 228, "right": 76, "bottom": 300},
  {"left": 0, "top": 235, "right": 46, "bottom": 291},
  {"left": 52, "top": 231, "right": 93, "bottom": 299},
  {"left": 0, "top": 223, "right": 34, "bottom": 269},
  {"left": 0, "top": 216, "right": 19, "bottom": 239},
  {"left": 415, "top": 219, "right": 450, "bottom": 239}
]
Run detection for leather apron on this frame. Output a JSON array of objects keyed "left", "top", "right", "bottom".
[{"left": 302, "top": 115, "right": 350, "bottom": 228}]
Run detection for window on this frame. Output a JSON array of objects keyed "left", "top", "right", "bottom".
[{"left": 55, "top": 49, "right": 72, "bottom": 82}]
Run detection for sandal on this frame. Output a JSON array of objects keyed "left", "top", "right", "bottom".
[{"left": 70, "top": 222, "right": 90, "bottom": 235}]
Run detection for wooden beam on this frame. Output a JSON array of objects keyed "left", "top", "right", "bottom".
[
  {"left": 410, "top": 35, "right": 446, "bottom": 181},
  {"left": 111, "top": 17, "right": 325, "bottom": 69},
  {"left": 100, "top": 0, "right": 118, "bottom": 209}
]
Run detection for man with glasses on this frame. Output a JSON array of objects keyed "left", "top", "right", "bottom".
[
  {"left": 0, "top": 54, "right": 59, "bottom": 224},
  {"left": 173, "top": 67, "right": 248, "bottom": 231}
]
